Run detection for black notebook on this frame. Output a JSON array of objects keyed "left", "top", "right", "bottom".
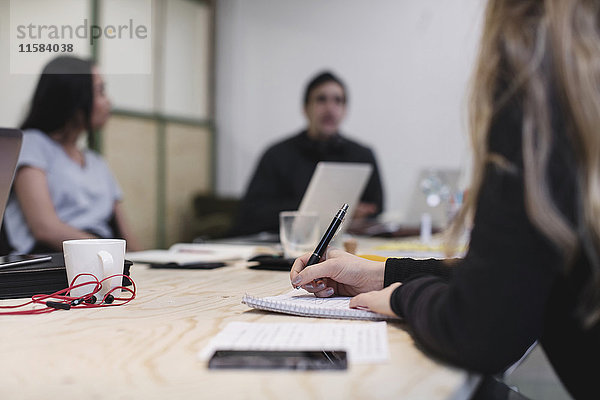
[
  {"left": 0, "top": 252, "right": 133, "bottom": 300},
  {"left": 247, "top": 254, "right": 294, "bottom": 271}
]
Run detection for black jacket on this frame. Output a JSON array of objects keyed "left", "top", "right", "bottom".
[
  {"left": 385, "top": 98, "right": 598, "bottom": 400},
  {"left": 231, "top": 131, "right": 384, "bottom": 236}
]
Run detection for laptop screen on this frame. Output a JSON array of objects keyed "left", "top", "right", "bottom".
[
  {"left": 298, "top": 162, "right": 372, "bottom": 237},
  {"left": 0, "top": 129, "right": 23, "bottom": 226}
]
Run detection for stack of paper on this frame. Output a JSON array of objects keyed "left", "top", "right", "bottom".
[
  {"left": 372, "top": 237, "right": 467, "bottom": 259},
  {"left": 126, "top": 243, "right": 261, "bottom": 268}
]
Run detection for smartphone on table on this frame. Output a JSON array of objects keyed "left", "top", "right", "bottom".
[{"left": 208, "top": 349, "right": 347, "bottom": 370}]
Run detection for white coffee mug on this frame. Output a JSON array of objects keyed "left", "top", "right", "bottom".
[{"left": 63, "top": 239, "right": 126, "bottom": 301}]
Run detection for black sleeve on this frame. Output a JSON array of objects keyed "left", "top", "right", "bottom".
[
  {"left": 384, "top": 257, "right": 454, "bottom": 286},
  {"left": 386, "top": 161, "right": 562, "bottom": 374},
  {"left": 359, "top": 148, "right": 384, "bottom": 215},
  {"left": 230, "top": 149, "right": 299, "bottom": 236}
]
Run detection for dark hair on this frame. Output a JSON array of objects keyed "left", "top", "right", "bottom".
[
  {"left": 21, "top": 56, "right": 95, "bottom": 146},
  {"left": 303, "top": 71, "right": 347, "bottom": 106}
]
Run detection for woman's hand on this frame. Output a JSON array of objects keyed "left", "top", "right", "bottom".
[
  {"left": 290, "top": 248, "right": 385, "bottom": 297},
  {"left": 349, "top": 283, "right": 401, "bottom": 317}
]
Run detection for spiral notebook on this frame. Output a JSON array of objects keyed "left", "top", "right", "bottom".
[{"left": 242, "top": 290, "right": 401, "bottom": 321}]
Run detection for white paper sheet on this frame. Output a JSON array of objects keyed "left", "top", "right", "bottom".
[
  {"left": 242, "top": 290, "right": 400, "bottom": 320},
  {"left": 199, "top": 321, "right": 390, "bottom": 364},
  {"left": 126, "top": 243, "right": 260, "bottom": 265}
]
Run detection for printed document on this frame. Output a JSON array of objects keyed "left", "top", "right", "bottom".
[{"left": 199, "top": 321, "right": 390, "bottom": 364}]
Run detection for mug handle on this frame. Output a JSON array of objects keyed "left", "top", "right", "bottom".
[{"left": 97, "top": 250, "right": 114, "bottom": 279}]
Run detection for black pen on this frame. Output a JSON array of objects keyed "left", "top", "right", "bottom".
[{"left": 306, "top": 203, "right": 349, "bottom": 267}]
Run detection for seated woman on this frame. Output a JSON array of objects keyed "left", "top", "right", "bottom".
[
  {"left": 4, "top": 56, "right": 141, "bottom": 254},
  {"left": 290, "top": 0, "right": 599, "bottom": 399}
]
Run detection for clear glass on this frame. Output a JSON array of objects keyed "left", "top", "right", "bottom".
[{"left": 279, "top": 211, "right": 320, "bottom": 259}]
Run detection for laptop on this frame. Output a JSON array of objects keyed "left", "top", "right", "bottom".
[
  {"left": 0, "top": 128, "right": 22, "bottom": 219},
  {"left": 298, "top": 162, "right": 373, "bottom": 238},
  {"left": 403, "top": 168, "right": 461, "bottom": 228},
  {"left": 0, "top": 128, "right": 51, "bottom": 265}
]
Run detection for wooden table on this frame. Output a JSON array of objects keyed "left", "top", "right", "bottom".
[{"left": 0, "top": 260, "right": 478, "bottom": 400}]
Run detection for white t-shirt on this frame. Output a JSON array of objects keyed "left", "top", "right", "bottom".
[{"left": 4, "top": 129, "right": 122, "bottom": 254}]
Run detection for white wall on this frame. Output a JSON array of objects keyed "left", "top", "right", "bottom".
[
  {"left": 0, "top": 0, "right": 91, "bottom": 128},
  {"left": 215, "top": 0, "right": 485, "bottom": 220},
  {"left": 0, "top": 0, "right": 208, "bottom": 127},
  {"left": 103, "top": 0, "right": 212, "bottom": 118}
]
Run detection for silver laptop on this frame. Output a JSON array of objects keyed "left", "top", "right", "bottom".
[
  {"left": 403, "top": 168, "right": 461, "bottom": 229},
  {"left": 0, "top": 128, "right": 22, "bottom": 220},
  {"left": 0, "top": 128, "right": 51, "bottom": 264},
  {"left": 298, "top": 162, "right": 373, "bottom": 238}
]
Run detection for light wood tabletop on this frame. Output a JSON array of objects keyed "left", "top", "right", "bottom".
[{"left": 0, "top": 258, "right": 478, "bottom": 400}]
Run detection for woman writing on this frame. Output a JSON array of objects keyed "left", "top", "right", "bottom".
[
  {"left": 4, "top": 56, "right": 141, "bottom": 254},
  {"left": 291, "top": 1, "right": 599, "bottom": 398}
]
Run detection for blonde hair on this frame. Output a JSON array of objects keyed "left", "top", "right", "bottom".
[{"left": 449, "top": 0, "right": 600, "bottom": 327}]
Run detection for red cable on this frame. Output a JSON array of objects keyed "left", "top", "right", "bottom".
[{"left": 0, "top": 273, "right": 136, "bottom": 315}]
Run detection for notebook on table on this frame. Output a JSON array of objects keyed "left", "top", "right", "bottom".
[
  {"left": 126, "top": 243, "right": 260, "bottom": 269},
  {"left": 242, "top": 289, "right": 401, "bottom": 321}
]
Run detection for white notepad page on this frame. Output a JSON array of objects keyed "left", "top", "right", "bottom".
[
  {"left": 198, "top": 321, "right": 390, "bottom": 364},
  {"left": 126, "top": 243, "right": 259, "bottom": 266},
  {"left": 242, "top": 290, "right": 401, "bottom": 321}
]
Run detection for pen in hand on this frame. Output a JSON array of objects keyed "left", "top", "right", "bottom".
[{"left": 294, "top": 203, "right": 349, "bottom": 289}]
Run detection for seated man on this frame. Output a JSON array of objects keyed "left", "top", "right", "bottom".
[{"left": 231, "top": 71, "right": 384, "bottom": 236}]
